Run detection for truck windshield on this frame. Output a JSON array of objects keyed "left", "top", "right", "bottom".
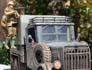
[{"left": 41, "top": 25, "right": 73, "bottom": 42}]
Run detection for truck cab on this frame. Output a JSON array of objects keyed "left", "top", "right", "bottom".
[{"left": 10, "top": 15, "right": 91, "bottom": 70}]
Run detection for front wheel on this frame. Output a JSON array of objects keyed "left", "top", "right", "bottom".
[
  {"left": 37, "top": 66, "right": 44, "bottom": 70},
  {"left": 34, "top": 43, "right": 51, "bottom": 64},
  {"left": 27, "top": 67, "right": 33, "bottom": 70}
]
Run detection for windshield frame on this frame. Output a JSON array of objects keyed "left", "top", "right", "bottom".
[{"left": 36, "top": 25, "right": 75, "bottom": 43}]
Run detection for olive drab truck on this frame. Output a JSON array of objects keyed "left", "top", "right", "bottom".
[{"left": 10, "top": 15, "right": 91, "bottom": 70}]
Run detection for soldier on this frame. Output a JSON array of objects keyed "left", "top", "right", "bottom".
[{"left": 1, "top": 0, "right": 20, "bottom": 49}]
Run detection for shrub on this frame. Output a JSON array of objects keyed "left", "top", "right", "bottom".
[{"left": 0, "top": 48, "right": 10, "bottom": 65}]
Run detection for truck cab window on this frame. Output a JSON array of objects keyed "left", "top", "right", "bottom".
[
  {"left": 28, "top": 27, "right": 36, "bottom": 42},
  {"left": 28, "top": 35, "right": 32, "bottom": 43}
]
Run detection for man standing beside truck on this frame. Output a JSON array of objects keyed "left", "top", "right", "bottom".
[{"left": 0, "top": 0, "right": 20, "bottom": 49}]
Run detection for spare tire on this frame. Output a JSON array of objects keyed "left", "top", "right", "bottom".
[{"left": 34, "top": 43, "right": 51, "bottom": 64}]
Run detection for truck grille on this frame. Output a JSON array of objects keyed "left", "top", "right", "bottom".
[
  {"left": 51, "top": 48, "right": 63, "bottom": 62},
  {"left": 64, "top": 47, "right": 91, "bottom": 70}
]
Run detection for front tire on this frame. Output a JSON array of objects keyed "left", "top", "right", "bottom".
[
  {"left": 34, "top": 43, "right": 51, "bottom": 64},
  {"left": 37, "top": 66, "right": 44, "bottom": 70}
]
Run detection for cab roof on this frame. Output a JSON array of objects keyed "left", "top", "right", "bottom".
[{"left": 20, "top": 15, "right": 74, "bottom": 26}]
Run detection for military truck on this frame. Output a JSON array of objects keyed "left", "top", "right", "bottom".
[{"left": 10, "top": 15, "right": 91, "bottom": 70}]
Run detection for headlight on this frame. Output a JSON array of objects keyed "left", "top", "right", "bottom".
[{"left": 53, "top": 60, "right": 61, "bottom": 69}]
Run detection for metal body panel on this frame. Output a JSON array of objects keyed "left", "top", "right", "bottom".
[
  {"left": 11, "top": 15, "right": 91, "bottom": 70},
  {"left": 47, "top": 41, "right": 88, "bottom": 48},
  {"left": 49, "top": 45, "right": 91, "bottom": 70},
  {"left": 16, "top": 15, "right": 74, "bottom": 45}
]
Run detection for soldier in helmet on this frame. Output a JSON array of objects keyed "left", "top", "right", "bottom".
[{"left": 1, "top": 0, "right": 20, "bottom": 49}]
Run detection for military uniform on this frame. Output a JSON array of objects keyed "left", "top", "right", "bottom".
[{"left": 1, "top": 1, "right": 19, "bottom": 48}]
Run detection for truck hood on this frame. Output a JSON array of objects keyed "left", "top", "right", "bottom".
[{"left": 47, "top": 41, "right": 88, "bottom": 48}]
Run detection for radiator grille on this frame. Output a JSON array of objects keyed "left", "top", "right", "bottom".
[
  {"left": 64, "top": 47, "right": 91, "bottom": 70},
  {"left": 51, "top": 48, "right": 63, "bottom": 62}
]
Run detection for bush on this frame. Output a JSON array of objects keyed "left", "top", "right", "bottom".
[{"left": 0, "top": 48, "right": 10, "bottom": 65}]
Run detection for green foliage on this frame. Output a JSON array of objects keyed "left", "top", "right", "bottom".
[
  {"left": 16, "top": 0, "right": 48, "bottom": 14},
  {"left": 34, "top": 0, "right": 48, "bottom": 15},
  {"left": 0, "top": 48, "right": 10, "bottom": 65},
  {"left": 71, "top": 1, "right": 92, "bottom": 47}
]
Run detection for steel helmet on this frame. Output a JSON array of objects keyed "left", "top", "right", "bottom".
[{"left": 8, "top": 1, "right": 14, "bottom": 6}]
